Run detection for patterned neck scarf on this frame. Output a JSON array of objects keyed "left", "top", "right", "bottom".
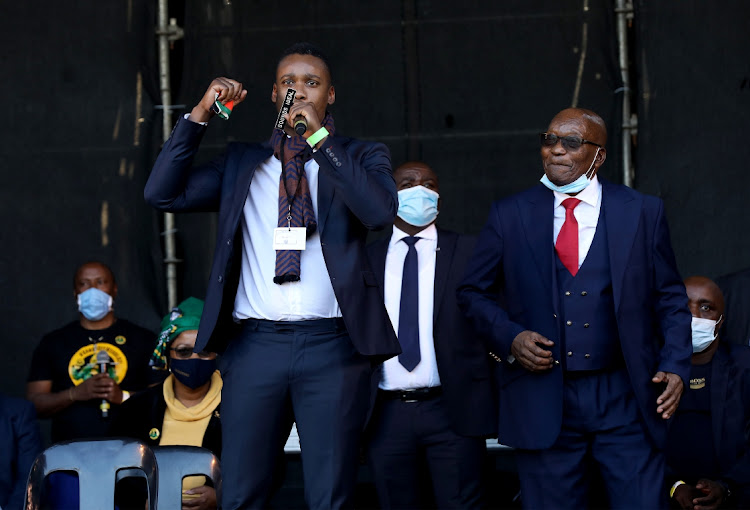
[{"left": 269, "top": 113, "right": 335, "bottom": 284}]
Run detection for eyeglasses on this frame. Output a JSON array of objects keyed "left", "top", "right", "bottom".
[
  {"left": 540, "top": 132, "right": 602, "bottom": 151},
  {"left": 169, "top": 347, "right": 212, "bottom": 359}
]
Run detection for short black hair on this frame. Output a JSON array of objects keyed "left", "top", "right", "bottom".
[
  {"left": 73, "top": 261, "right": 116, "bottom": 287},
  {"left": 278, "top": 42, "right": 333, "bottom": 83}
]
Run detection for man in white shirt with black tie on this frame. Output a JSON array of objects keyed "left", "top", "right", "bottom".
[{"left": 366, "top": 161, "right": 496, "bottom": 509}]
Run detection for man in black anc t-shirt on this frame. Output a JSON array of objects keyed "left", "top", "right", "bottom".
[{"left": 26, "top": 261, "right": 154, "bottom": 442}]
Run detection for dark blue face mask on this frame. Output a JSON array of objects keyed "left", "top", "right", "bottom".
[{"left": 170, "top": 357, "right": 216, "bottom": 389}]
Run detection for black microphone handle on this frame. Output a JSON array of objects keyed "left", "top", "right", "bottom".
[
  {"left": 294, "top": 115, "right": 307, "bottom": 135},
  {"left": 97, "top": 359, "right": 111, "bottom": 418}
]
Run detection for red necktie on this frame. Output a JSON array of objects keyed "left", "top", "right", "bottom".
[{"left": 556, "top": 198, "right": 582, "bottom": 276}]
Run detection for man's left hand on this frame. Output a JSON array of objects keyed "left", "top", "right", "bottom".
[
  {"left": 182, "top": 485, "right": 217, "bottom": 510},
  {"left": 693, "top": 479, "right": 726, "bottom": 510},
  {"left": 652, "top": 371, "right": 683, "bottom": 419},
  {"left": 108, "top": 381, "right": 126, "bottom": 405}
]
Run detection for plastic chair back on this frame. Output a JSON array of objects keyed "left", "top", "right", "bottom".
[
  {"left": 24, "top": 438, "right": 157, "bottom": 510},
  {"left": 152, "top": 445, "right": 221, "bottom": 510}
]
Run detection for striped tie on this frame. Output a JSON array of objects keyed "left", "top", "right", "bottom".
[{"left": 270, "top": 114, "right": 335, "bottom": 284}]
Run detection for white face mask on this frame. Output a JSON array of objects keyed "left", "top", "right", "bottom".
[
  {"left": 397, "top": 185, "right": 440, "bottom": 227},
  {"left": 77, "top": 287, "right": 113, "bottom": 322},
  {"left": 690, "top": 315, "right": 721, "bottom": 353},
  {"left": 540, "top": 147, "right": 601, "bottom": 194}
]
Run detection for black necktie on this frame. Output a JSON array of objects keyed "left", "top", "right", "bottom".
[{"left": 398, "top": 236, "right": 421, "bottom": 371}]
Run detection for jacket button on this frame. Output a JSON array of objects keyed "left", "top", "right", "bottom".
[
  {"left": 581, "top": 291, "right": 588, "bottom": 296},
  {"left": 553, "top": 313, "right": 557, "bottom": 318},
  {"left": 566, "top": 320, "right": 572, "bottom": 326},
  {"left": 567, "top": 351, "right": 573, "bottom": 356},
  {"left": 584, "top": 323, "right": 590, "bottom": 328},
  {"left": 218, "top": 275, "right": 224, "bottom": 283},
  {"left": 227, "top": 239, "right": 232, "bottom": 246},
  {"left": 584, "top": 353, "right": 591, "bottom": 358},
  {"left": 554, "top": 360, "right": 560, "bottom": 365},
  {"left": 565, "top": 291, "right": 571, "bottom": 296}
]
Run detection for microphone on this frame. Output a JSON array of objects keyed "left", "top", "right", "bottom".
[
  {"left": 293, "top": 115, "right": 307, "bottom": 135},
  {"left": 96, "top": 350, "right": 112, "bottom": 418}
]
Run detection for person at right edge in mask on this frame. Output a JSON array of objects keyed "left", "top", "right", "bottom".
[
  {"left": 665, "top": 276, "right": 750, "bottom": 510},
  {"left": 457, "top": 108, "right": 692, "bottom": 509},
  {"left": 365, "top": 161, "right": 496, "bottom": 509}
]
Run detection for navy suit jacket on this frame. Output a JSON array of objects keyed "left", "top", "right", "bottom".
[
  {"left": 368, "top": 228, "right": 496, "bottom": 437},
  {"left": 145, "top": 117, "right": 401, "bottom": 361},
  {"left": 0, "top": 394, "right": 43, "bottom": 510},
  {"left": 708, "top": 343, "right": 750, "bottom": 497},
  {"left": 457, "top": 179, "right": 692, "bottom": 450}
]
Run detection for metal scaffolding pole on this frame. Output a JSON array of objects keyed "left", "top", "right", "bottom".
[
  {"left": 156, "top": 0, "right": 183, "bottom": 309},
  {"left": 615, "top": 0, "right": 636, "bottom": 188}
]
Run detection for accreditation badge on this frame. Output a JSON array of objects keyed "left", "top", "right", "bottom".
[{"left": 273, "top": 227, "right": 307, "bottom": 251}]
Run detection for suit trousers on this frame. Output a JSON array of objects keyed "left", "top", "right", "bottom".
[
  {"left": 367, "top": 394, "right": 485, "bottom": 509},
  {"left": 514, "top": 368, "right": 666, "bottom": 510},
  {"left": 219, "top": 318, "right": 372, "bottom": 510}
]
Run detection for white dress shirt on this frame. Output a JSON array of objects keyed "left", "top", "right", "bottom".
[
  {"left": 552, "top": 175, "right": 603, "bottom": 269},
  {"left": 232, "top": 154, "right": 341, "bottom": 321},
  {"left": 379, "top": 224, "right": 441, "bottom": 390}
]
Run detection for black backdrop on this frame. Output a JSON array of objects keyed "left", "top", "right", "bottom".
[{"left": 1, "top": 1, "right": 748, "bottom": 409}]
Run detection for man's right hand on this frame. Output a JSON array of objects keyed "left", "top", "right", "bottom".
[
  {"left": 190, "top": 77, "right": 248, "bottom": 123},
  {"left": 71, "top": 373, "right": 117, "bottom": 402},
  {"left": 511, "top": 330, "right": 555, "bottom": 372}
]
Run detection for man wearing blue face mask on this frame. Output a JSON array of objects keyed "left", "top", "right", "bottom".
[
  {"left": 458, "top": 108, "right": 692, "bottom": 509},
  {"left": 26, "top": 261, "right": 155, "bottom": 443},
  {"left": 365, "top": 161, "right": 496, "bottom": 509},
  {"left": 664, "top": 276, "right": 750, "bottom": 510}
]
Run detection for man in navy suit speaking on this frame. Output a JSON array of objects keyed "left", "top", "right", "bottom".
[
  {"left": 145, "top": 42, "right": 400, "bottom": 509},
  {"left": 457, "top": 108, "right": 692, "bottom": 509}
]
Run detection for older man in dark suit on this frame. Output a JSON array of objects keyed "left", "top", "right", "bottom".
[
  {"left": 366, "top": 161, "right": 495, "bottom": 509},
  {"left": 458, "top": 108, "right": 692, "bottom": 509},
  {"left": 144, "top": 42, "right": 400, "bottom": 510}
]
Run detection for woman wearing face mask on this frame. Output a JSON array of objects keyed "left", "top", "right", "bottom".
[{"left": 112, "top": 297, "right": 222, "bottom": 510}]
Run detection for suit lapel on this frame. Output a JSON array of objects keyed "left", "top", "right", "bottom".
[
  {"left": 520, "top": 185, "right": 555, "bottom": 299},
  {"left": 433, "top": 229, "right": 456, "bottom": 324},
  {"left": 230, "top": 147, "right": 272, "bottom": 227},
  {"left": 602, "top": 179, "right": 641, "bottom": 314}
]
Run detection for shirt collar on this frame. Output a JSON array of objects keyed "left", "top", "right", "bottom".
[
  {"left": 553, "top": 174, "right": 602, "bottom": 209},
  {"left": 390, "top": 223, "right": 438, "bottom": 247}
]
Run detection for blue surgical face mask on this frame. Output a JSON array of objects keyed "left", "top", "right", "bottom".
[
  {"left": 170, "top": 357, "right": 216, "bottom": 389},
  {"left": 691, "top": 315, "right": 721, "bottom": 353},
  {"left": 397, "top": 185, "right": 440, "bottom": 227},
  {"left": 77, "top": 287, "right": 113, "bottom": 321},
  {"left": 540, "top": 147, "right": 600, "bottom": 194}
]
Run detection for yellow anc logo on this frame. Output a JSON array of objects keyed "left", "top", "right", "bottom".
[{"left": 68, "top": 343, "right": 128, "bottom": 385}]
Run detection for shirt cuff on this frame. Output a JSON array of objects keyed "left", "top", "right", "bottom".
[{"left": 184, "top": 113, "right": 208, "bottom": 126}]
